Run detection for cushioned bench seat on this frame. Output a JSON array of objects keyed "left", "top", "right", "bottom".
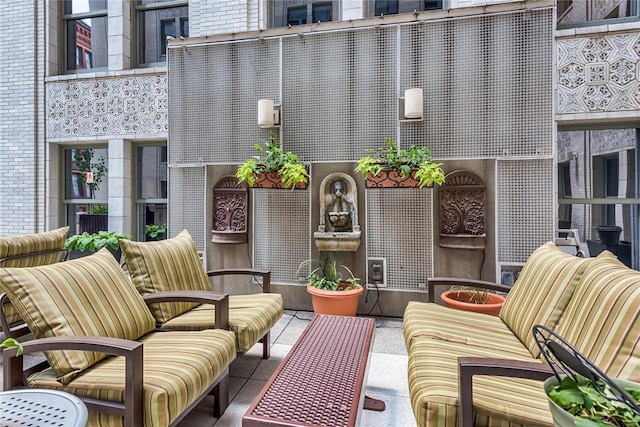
[
  {"left": 161, "top": 293, "right": 284, "bottom": 353},
  {"left": 121, "top": 230, "right": 284, "bottom": 357},
  {"left": 26, "top": 329, "right": 236, "bottom": 427}
]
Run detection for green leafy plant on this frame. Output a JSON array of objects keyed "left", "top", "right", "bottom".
[
  {"left": 548, "top": 375, "right": 640, "bottom": 426},
  {"left": 236, "top": 132, "right": 309, "bottom": 189},
  {"left": 64, "top": 231, "right": 132, "bottom": 253},
  {"left": 145, "top": 224, "right": 167, "bottom": 240},
  {"left": 355, "top": 137, "right": 445, "bottom": 188},
  {"left": 91, "top": 205, "right": 108, "bottom": 215},
  {"left": 295, "top": 255, "right": 361, "bottom": 291},
  {"left": 1, "top": 337, "right": 23, "bottom": 356}
]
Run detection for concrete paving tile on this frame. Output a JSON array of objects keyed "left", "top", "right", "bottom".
[
  {"left": 229, "top": 352, "right": 261, "bottom": 379},
  {"left": 372, "top": 324, "right": 408, "bottom": 355},
  {"left": 360, "top": 393, "right": 417, "bottom": 427},
  {"left": 249, "top": 343, "right": 292, "bottom": 381},
  {"left": 273, "top": 314, "right": 312, "bottom": 345},
  {"left": 366, "top": 353, "right": 410, "bottom": 398}
]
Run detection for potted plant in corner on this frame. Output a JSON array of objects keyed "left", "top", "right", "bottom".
[
  {"left": 355, "top": 137, "right": 445, "bottom": 188},
  {"left": 236, "top": 132, "right": 309, "bottom": 190},
  {"left": 440, "top": 286, "right": 506, "bottom": 316},
  {"left": 296, "top": 255, "right": 363, "bottom": 316},
  {"left": 64, "top": 230, "right": 132, "bottom": 262}
]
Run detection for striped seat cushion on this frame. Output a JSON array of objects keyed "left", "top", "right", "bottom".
[
  {"left": 161, "top": 293, "right": 284, "bottom": 352},
  {"left": 0, "top": 226, "right": 69, "bottom": 326},
  {"left": 403, "top": 301, "right": 532, "bottom": 358},
  {"left": 120, "top": 230, "right": 212, "bottom": 324},
  {"left": 554, "top": 254, "right": 640, "bottom": 381},
  {"left": 499, "top": 242, "right": 595, "bottom": 357},
  {"left": 407, "top": 336, "right": 553, "bottom": 427},
  {"left": 26, "top": 329, "right": 237, "bottom": 427},
  {"left": 0, "top": 249, "right": 156, "bottom": 384}
]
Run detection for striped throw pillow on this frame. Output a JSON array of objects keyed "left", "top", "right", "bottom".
[
  {"left": 499, "top": 242, "right": 594, "bottom": 358},
  {"left": 120, "top": 229, "right": 212, "bottom": 324},
  {"left": 0, "top": 226, "right": 69, "bottom": 267},
  {"left": 0, "top": 249, "right": 156, "bottom": 384},
  {"left": 554, "top": 254, "right": 640, "bottom": 381}
]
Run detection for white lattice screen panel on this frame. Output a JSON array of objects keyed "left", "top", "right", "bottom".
[
  {"left": 167, "top": 39, "right": 280, "bottom": 165},
  {"left": 400, "top": 9, "right": 553, "bottom": 159},
  {"left": 366, "top": 188, "right": 433, "bottom": 290},
  {"left": 497, "top": 159, "right": 555, "bottom": 263},
  {"left": 168, "top": 167, "right": 206, "bottom": 250},
  {"left": 282, "top": 27, "right": 397, "bottom": 163},
  {"left": 252, "top": 189, "right": 311, "bottom": 283}
]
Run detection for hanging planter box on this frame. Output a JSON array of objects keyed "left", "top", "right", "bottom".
[
  {"left": 364, "top": 170, "right": 432, "bottom": 188},
  {"left": 251, "top": 172, "right": 308, "bottom": 190}
]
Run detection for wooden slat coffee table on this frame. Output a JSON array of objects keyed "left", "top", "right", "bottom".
[{"left": 242, "top": 314, "right": 380, "bottom": 427}]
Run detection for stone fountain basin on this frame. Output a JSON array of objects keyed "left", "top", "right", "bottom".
[{"left": 328, "top": 211, "right": 351, "bottom": 228}]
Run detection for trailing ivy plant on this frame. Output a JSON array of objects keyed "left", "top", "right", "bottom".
[
  {"left": 236, "top": 132, "right": 309, "bottom": 189},
  {"left": 65, "top": 231, "right": 132, "bottom": 253},
  {"left": 548, "top": 374, "right": 640, "bottom": 426},
  {"left": 355, "top": 137, "right": 445, "bottom": 188}
]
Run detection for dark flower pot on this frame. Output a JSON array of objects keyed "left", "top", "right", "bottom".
[{"left": 596, "top": 225, "right": 622, "bottom": 245}]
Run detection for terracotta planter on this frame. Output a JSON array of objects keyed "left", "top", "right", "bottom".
[
  {"left": 307, "top": 283, "right": 363, "bottom": 316},
  {"left": 251, "top": 172, "right": 308, "bottom": 189},
  {"left": 440, "top": 290, "right": 506, "bottom": 316},
  {"left": 365, "top": 170, "right": 432, "bottom": 188}
]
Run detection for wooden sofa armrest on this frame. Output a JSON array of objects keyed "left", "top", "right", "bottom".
[
  {"left": 457, "top": 357, "right": 553, "bottom": 427},
  {"left": 3, "top": 335, "right": 144, "bottom": 426},
  {"left": 427, "top": 278, "right": 513, "bottom": 303},
  {"left": 207, "top": 268, "right": 271, "bottom": 293},
  {"left": 143, "top": 290, "right": 230, "bottom": 329}
]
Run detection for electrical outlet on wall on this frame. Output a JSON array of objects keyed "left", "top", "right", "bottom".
[{"left": 367, "top": 257, "right": 387, "bottom": 288}]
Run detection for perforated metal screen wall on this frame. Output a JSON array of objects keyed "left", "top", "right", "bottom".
[
  {"left": 497, "top": 159, "right": 555, "bottom": 263},
  {"left": 367, "top": 188, "right": 433, "bottom": 291},
  {"left": 252, "top": 189, "right": 311, "bottom": 283},
  {"left": 168, "top": 167, "right": 206, "bottom": 250},
  {"left": 167, "top": 7, "right": 554, "bottom": 288}
]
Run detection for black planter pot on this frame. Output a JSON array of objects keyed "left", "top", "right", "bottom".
[{"left": 596, "top": 225, "right": 622, "bottom": 245}]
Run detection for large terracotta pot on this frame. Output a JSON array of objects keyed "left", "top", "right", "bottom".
[
  {"left": 307, "top": 283, "right": 363, "bottom": 316},
  {"left": 440, "top": 290, "right": 506, "bottom": 316}
]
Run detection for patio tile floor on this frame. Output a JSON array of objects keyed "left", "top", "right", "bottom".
[{"left": 0, "top": 310, "right": 415, "bottom": 426}]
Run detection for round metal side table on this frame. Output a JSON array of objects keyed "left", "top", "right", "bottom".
[{"left": 0, "top": 388, "right": 88, "bottom": 427}]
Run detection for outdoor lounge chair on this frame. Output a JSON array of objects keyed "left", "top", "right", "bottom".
[
  {"left": 0, "top": 226, "right": 69, "bottom": 338},
  {"left": 0, "top": 248, "right": 236, "bottom": 427},
  {"left": 120, "top": 229, "right": 284, "bottom": 359}
]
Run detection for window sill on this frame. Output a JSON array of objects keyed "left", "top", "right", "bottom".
[{"left": 46, "top": 67, "right": 167, "bottom": 82}]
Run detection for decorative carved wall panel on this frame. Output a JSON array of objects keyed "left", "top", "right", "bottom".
[
  {"left": 439, "top": 170, "right": 486, "bottom": 250},
  {"left": 211, "top": 176, "right": 248, "bottom": 244},
  {"left": 47, "top": 74, "right": 168, "bottom": 139}
]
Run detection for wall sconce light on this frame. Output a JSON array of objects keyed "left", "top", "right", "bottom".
[
  {"left": 258, "top": 99, "right": 281, "bottom": 128},
  {"left": 399, "top": 88, "right": 423, "bottom": 122}
]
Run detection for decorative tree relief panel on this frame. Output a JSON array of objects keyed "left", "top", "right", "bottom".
[
  {"left": 211, "top": 176, "right": 248, "bottom": 244},
  {"left": 439, "top": 170, "right": 486, "bottom": 250}
]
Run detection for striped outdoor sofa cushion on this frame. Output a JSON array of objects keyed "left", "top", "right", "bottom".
[
  {"left": 0, "top": 226, "right": 69, "bottom": 326},
  {"left": 499, "top": 241, "right": 595, "bottom": 358},
  {"left": 121, "top": 229, "right": 212, "bottom": 324},
  {"left": 161, "top": 293, "right": 284, "bottom": 352},
  {"left": 554, "top": 254, "right": 640, "bottom": 381},
  {"left": 26, "top": 329, "right": 237, "bottom": 427},
  {"left": 0, "top": 249, "right": 156, "bottom": 384},
  {"left": 407, "top": 336, "right": 553, "bottom": 427},
  {"left": 403, "top": 301, "right": 532, "bottom": 357},
  {"left": 0, "top": 226, "right": 69, "bottom": 267}
]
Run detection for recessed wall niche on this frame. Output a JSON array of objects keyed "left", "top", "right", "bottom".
[{"left": 439, "top": 170, "right": 486, "bottom": 250}]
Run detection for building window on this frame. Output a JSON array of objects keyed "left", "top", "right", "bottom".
[
  {"left": 63, "top": 0, "right": 108, "bottom": 72},
  {"left": 63, "top": 147, "right": 109, "bottom": 235},
  {"left": 272, "top": 1, "right": 338, "bottom": 28},
  {"left": 369, "top": 0, "right": 443, "bottom": 17},
  {"left": 136, "top": 0, "right": 189, "bottom": 66},
  {"left": 136, "top": 145, "right": 168, "bottom": 241},
  {"left": 557, "top": 0, "right": 639, "bottom": 28}
]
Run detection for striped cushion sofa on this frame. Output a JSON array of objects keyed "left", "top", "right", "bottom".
[
  {"left": 403, "top": 242, "right": 640, "bottom": 427},
  {"left": 0, "top": 249, "right": 236, "bottom": 427}
]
